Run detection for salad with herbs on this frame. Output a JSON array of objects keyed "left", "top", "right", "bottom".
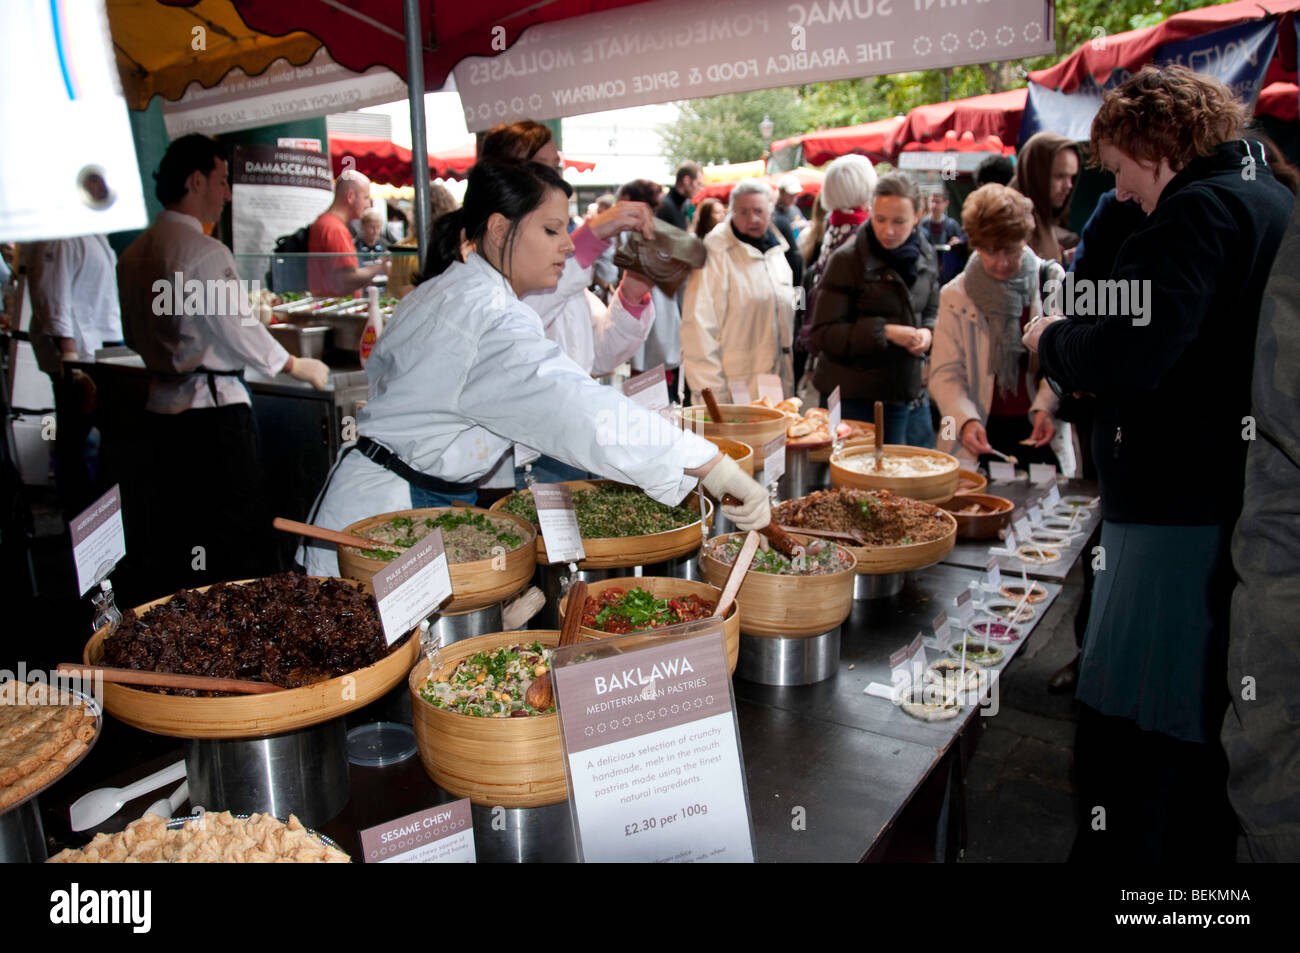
[
  {"left": 352, "top": 510, "right": 527, "bottom": 563},
  {"left": 580, "top": 587, "right": 716, "bottom": 634},
  {"left": 706, "top": 536, "right": 851, "bottom": 576},
  {"left": 420, "top": 641, "right": 554, "bottom": 717},
  {"left": 499, "top": 485, "right": 698, "bottom": 538}
]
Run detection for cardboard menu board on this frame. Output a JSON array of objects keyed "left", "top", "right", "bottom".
[{"left": 552, "top": 621, "right": 754, "bottom": 863}]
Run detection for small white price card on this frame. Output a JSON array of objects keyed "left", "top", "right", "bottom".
[
  {"left": 532, "top": 483, "right": 586, "bottom": 564},
  {"left": 624, "top": 364, "right": 670, "bottom": 414},
  {"left": 70, "top": 485, "right": 126, "bottom": 596},
  {"left": 890, "top": 634, "right": 927, "bottom": 698},
  {"left": 371, "top": 529, "right": 453, "bottom": 645},
  {"left": 728, "top": 381, "right": 752, "bottom": 404},
  {"left": 1044, "top": 483, "right": 1061, "bottom": 509},
  {"left": 932, "top": 611, "right": 951, "bottom": 645},
  {"left": 828, "top": 386, "right": 842, "bottom": 442},
  {"left": 989, "top": 461, "right": 1017, "bottom": 482},
  {"left": 953, "top": 588, "right": 975, "bottom": 624},
  {"left": 1029, "top": 463, "right": 1058, "bottom": 486},
  {"left": 761, "top": 434, "right": 786, "bottom": 484},
  {"left": 756, "top": 373, "right": 784, "bottom": 405},
  {"left": 1014, "top": 516, "right": 1033, "bottom": 541},
  {"left": 359, "top": 800, "right": 475, "bottom": 863},
  {"left": 985, "top": 556, "right": 1002, "bottom": 591},
  {"left": 1028, "top": 504, "right": 1044, "bottom": 524},
  {"left": 553, "top": 624, "right": 754, "bottom": 863},
  {"left": 999, "top": 526, "right": 1018, "bottom": 553}
]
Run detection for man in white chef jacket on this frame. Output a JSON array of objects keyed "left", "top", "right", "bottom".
[
  {"left": 117, "top": 133, "right": 330, "bottom": 597},
  {"left": 27, "top": 234, "right": 124, "bottom": 519}
]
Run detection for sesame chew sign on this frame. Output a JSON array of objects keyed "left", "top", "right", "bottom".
[
  {"left": 454, "top": 0, "right": 1054, "bottom": 130},
  {"left": 552, "top": 625, "right": 754, "bottom": 863}
]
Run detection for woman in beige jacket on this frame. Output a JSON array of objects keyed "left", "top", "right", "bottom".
[
  {"left": 928, "top": 184, "right": 1074, "bottom": 473},
  {"left": 681, "top": 179, "right": 797, "bottom": 400}
]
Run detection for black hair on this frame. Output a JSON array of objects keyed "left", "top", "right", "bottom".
[
  {"left": 420, "top": 160, "right": 573, "bottom": 284},
  {"left": 155, "top": 134, "right": 225, "bottom": 206},
  {"left": 975, "top": 154, "right": 1015, "bottom": 187},
  {"left": 617, "top": 178, "right": 662, "bottom": 206}
]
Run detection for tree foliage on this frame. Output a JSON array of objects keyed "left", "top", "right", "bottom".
[{"left": 661, "top": 0, "right": 1235, "bottom": 164}]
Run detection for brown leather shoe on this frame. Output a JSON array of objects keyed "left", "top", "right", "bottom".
[{"left": 1047, "top": 656, "right": 1078, "bottom": 694}]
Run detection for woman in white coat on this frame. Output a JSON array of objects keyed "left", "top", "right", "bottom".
[
  {"left": 300, "top": 160, "right": 770, "bottom": 576},
  {"left": 928, "top": 184, "right": 1074, "bottom": 474},
  {"left": 680, "top": 179, "right": 797, "bottom": 401}
]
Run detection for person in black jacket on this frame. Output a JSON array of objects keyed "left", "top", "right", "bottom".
[
  {"left": 1024, "top": 66, "right": 1294, "bottom": 863},
  {"left": 657, "top": 161, "right": 701, "bottom": 231},
  {"left": 809, "top": 172, "right": 939, "bottom": 445}
]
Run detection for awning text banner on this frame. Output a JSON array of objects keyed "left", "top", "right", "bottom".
[{"left": 453, "top": 0, "right": 1056, "bottom": 131}]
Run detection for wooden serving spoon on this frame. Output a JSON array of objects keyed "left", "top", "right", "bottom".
[
  {"left": 777, "top": 524, "right": 870, "bottom": 547},
  {"left": 873, "top": 400, "right": 885, "bottom": 473},
  {"left": 272, "top": 516, "right": 369, "bottom": 549},
  {"left": 714, "top": 531, "right": 759, "bottom": 619},
  {"left": 524, "top": 580, "right": 588, "bottom": 711},
  {"left": 56, "top": 663, "right": 282, "bottom": 695}
]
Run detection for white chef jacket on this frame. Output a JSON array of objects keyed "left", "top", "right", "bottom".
[
  {"left": 300, "top": 252, "right": 717, "bottom": 576},
  {"left": 117, "top": 210, "right": 290, "bottom": 413},
  {"left": 521, "top": 224, "right": 653, "bottom": 377},
  {"left": 27, "top": 236, "right": 123, "bottom": 376}
]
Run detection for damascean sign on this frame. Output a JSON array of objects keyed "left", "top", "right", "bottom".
[{"left": 454, "top": 0, "right": 1055, "bottom": 129}]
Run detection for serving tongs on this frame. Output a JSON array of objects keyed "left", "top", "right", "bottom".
[
  {"left": 776, "top": 524, "right": 870, "bottom": 547},
  {"left": 523, "top": 580, "right": 587, "bottom": 712},
  {"left": 700, "top": 388, "right": 805, "bottom": 559}
]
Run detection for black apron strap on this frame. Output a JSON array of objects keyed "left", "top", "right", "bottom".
[{"left": 356, "top": 436, "right": 477, "bottom": 496}]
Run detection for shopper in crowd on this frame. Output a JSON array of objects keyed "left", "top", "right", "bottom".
[
  {"left": 922, "top": 188, "right": 965, "bottom": 284},
  {"left": 355, "top": 208, "right": 387, "bottom": 261},
  {"left": 477, "top": 119, "right": 660, "bottom": 486},
  {"left": 681, "top": 178, "right": 797, "bottom": 401},
  {"left": 929, "top": 183, "right": 1070, "bottom": 470},
  {"left": 772, "top": 175, "right": 805, "bottom": 287},
  {"left": 1012, "top": 132, "right": 1081, "bottom": 264},
  {"left": 299, "top": 159, "right": 770, "bottom": 576},
  {"left": 26, "top": 235, "right": 124, "bottom": 519},
  {"left": 388, "top": 184, "right": 459, "bottom": 298},
  {"left": 975, "top": 154, "right": 1015, "bottom": 186},
  {"left": 1246, "top": 131, "right": 1299, "bottom": 193},
  {"left": 385, "top": 205, "right": 409, "bottom": 243},
  {"left": 658, "top": 161, "right": 702, "bottom": 230},
  {"left": 810, "top": 172, "right": 939, "bottom": 446},
  {"left": 589, "top": 193, "right": 618, "bottom": 301},
  {"left": 797, "top": 195, "right": 827, "bottom": 269},
  {"left": 1222, "top": 192, "right": 1300, "bottom": 862},
  {"left": 621, "top": 179, "right": 685, "bottom": 399},
  {"left": 118, "top": 133, "right": 330, "bottom": 596},
  {"left": 1023, "top": 66, "right": 1294, "bottom": 864},
  {"left": 797, "top": 154, "right": 877, "bottom": 390},
  {"left": 693, "top": 197, "right": 726, "bottom": 239},
  {"left": 308, "top": 169, "right": 388, "bottom": 297}
]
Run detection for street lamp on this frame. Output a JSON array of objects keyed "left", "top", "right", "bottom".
[{"left": 759, "top": 114, "right": 775, "bottom": 163}]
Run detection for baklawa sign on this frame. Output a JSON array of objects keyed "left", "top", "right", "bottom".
[{"left": 455, "top": 0, "right": 1055, "bottom": 129}]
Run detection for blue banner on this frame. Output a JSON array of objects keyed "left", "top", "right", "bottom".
[{"left": 1021, "top": 17, "right": 1281, "bottom": 144}]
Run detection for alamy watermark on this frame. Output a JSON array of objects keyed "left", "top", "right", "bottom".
[
  {"left": 150, "top": 272, "right": 263, "bottom": 326},
  {"left": 1042, "top": 275, "right": 1152, "bottom": 327}
]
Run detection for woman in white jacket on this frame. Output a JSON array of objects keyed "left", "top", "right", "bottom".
[
  {"left": 928, "top": 184, "right": 1074, "bottom": 473},
  {"left": 300, "top": 160, "right": 770, "bottom": 576},
  {"left": 681, "top": 179, "right": 797, "bottom": 401}
]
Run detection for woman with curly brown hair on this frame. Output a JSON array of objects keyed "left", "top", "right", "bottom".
[{"left": 1023, "top": 65, "right": 1294, "bottom": 863}]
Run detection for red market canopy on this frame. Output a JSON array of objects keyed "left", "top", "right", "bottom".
[
  {"left": 694, "top": 168, "right": 824, "bottom": 205},
  {"left": 329, "top": 136, "right": 595, "bottom": 186},
  {"left": 771, "top": 116, "right": 906, "bottom": 167},
  {"left": 900, "top": 131, "right": 1014, "bottom": 154},
  {"left": 889, "top": 88, "right": 1028, "bottom": 156},
  {"left": 1028, "top": 0, "right": 1300, "bottom": 93},
  {"left": 1257, "top": 81, "right": 1300, "bottom": 121}
]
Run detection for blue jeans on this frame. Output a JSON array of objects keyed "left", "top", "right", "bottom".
[
  {"left": 410, "top": 485, "right": 477, "bottom": 508},
  {"left": 513, "top": 454, "right": 590, "bottom": 489},
  {"left": 840, "top": 396, "right": 935, "bottom": 447}
]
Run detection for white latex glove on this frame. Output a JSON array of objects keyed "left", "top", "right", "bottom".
[
  {"left": 286, "top": 356, "right": 330, "bottom": 390},
  {"left": 701, "top": 455, "right": 771, "bottom": 532}
]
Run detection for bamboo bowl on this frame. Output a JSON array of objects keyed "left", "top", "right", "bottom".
[
  {"left": 940, "top": 493, "right": 1014, "bottom": 540},
  {"left": 83, "top": 578, "right": 419, "bottom": 739},
  {"left": 809, "top": 421, "right": 875, "bottom": 463},
  {"left": 698, "top": 533, "right": 857, "bottom": 638},
  {"left": 774, "top": 492, "right": 958, "bottom": 575},
  {"left": 336, "top": 507, "right": 537, "bottom": 611},
  {"left": 409, "top": 631, "right": 566, "bottom": 808},
  {"left": 557, "top": 576, "right": 740, "bottom": 673},
  {"left": 830, "top": 444, "right": 960, "bottom": 504},
  {"left": 704, "top": 437, "right": 754, "bottom": 477},
  {"left": 489, "top": 480, "right": 713, "bottom": 570},
  {"left": 681, "top": 404, "right": 788, "bottom": 460},
  {"left": 955, "top": 469, "right": 988, "bottom": 496}
]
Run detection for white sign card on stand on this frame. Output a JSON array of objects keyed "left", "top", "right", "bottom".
[
  {"left": 827, "top": 387, "right": 842, "bottom": 442},
  {"left": 1029, "top": 463, "right": 1058, "bottom": 486},
  {"left": 371, "top": 529, "right": 453, "bottom": 645},
  {"left": 531, "top": 483, "right": 586, "bottom": 563},
  {"left": 728, "top": 381, "right": 752, "bottom": 404},
  {"left": 756, "top": 374, "right": 784, "bottom": 405},
  {"left": 70, "top": 485, "right": 126, "bottom": 596},
  {"left": 888, "top": 634, "right": 927, "bottom": 700},
  {"left": 762, "top": 434, "right": 786, "bottom": 485},
  {"left": 624, "top": 364, "right": 670, "bottom": 414},
  {"left": 552, "top": 620, "right": 755, "bottom": 863},
  {"left": 988, "top": 461, "right": 1017, "bottom": 482},
  {"left": 358, "top": 799, "right": 475, "bottom": 863}
]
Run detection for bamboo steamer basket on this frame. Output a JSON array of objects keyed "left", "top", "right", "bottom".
[
  {"left": 955, "top": 469, "right": 988, "bottom": 496},
  {"left": 681, "top": 404, "right": 788, "bottom": 458},
  {"left": 336, "top": 507, "right": 536, "bottom": 611},
  {"left": 809, "top": 421, "right": 875, "bottom": 463},
  {"left": 83, "top": 578, "right": 419, "bottom": 739},
  {"left": 557, "top": 576, "right": 740, "bottom": 673},
  {"left": 409, "top": 630, "right": 566, "bottom": 808},
  {"left": 830, "top": 443, "right": 960, "bottom": 504},
  {"left": 704, "top": 437, "right": 754, "bottom": 477},
  {"left": 940, "top": 493, "right": 1014, "bottom": 540},
  {"left": 698, "top": 533, "right": 856, "bottom": 638},
  {"left": 839, "top": 511, "right": 958, "bottom": 573},
  {"left": 489, "top": 480, "right": 713, "bottom": 570}
]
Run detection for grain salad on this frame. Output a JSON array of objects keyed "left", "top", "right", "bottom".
[{"left": 499, "top": 484, "right": 697, "bottom": 538}]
